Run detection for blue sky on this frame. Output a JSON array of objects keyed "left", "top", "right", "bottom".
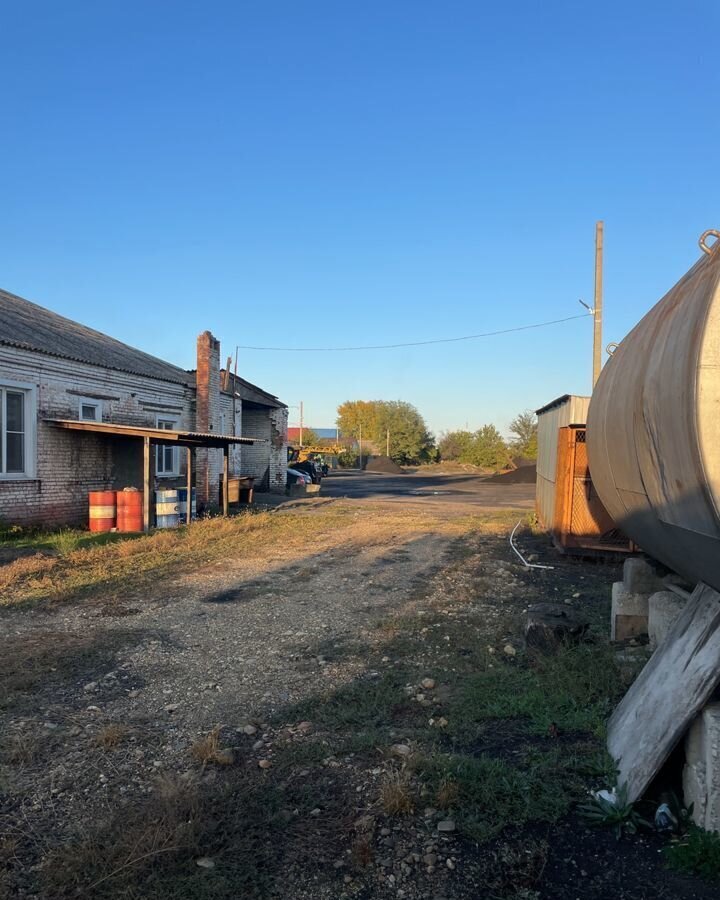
[{"left": 1, "top": 1, "right": 718, "bottom": 437}]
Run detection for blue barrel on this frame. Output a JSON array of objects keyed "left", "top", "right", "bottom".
[
  {"left": 177, "top": 488, "right": 197, "bottom": 523},
  {"left": 155, "top": 489, "right": 180, "bottom": 528}
]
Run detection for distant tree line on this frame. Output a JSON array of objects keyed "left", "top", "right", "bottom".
[
  {"left": 334, "top": 401, "right": 538, "bottom": 470},
  {"left": 438, "top": 411, "right": 538, "bottom": 468}
]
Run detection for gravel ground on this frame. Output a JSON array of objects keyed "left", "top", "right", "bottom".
[{"left": 1, "top": 490, "right": 715, "bottom": 900}]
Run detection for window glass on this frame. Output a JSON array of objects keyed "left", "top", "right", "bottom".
[
  {"left": 6, "top": 392, "right": 24, "bottom": 432},
  {"left": 81, "top": 403, "right": 98, "bottom": 421},
  {"left": 156, "top": 418, "right": 178, "bottom": 474},
  {"left": 2, "top": 389, "right": 27, "bottom": 475}
]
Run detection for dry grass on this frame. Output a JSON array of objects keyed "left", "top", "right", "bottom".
[
  {"left": 435, "top": 777, "right": 459, "bottom": 810},
  {"left": 94, "top": 724, "right": 130, "bottom": 749},
  {"left": 190, "top": 726, "right": 234, "bottom": 766},
  {"left": 350, "top": 836, "right": 374, "bottom": 868},
  {"left": 379, "top": 772, "right": 415, "bottom": 816},
  {"left": 0, "top": 503, "right": 503, "bottom": 609},
  {"left": 1, "top": 731, "right": 40, "bottom": 766}
]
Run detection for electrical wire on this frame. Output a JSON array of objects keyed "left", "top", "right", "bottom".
[{"left": 236, "top": 313, "right": 591, "bottom": 352}]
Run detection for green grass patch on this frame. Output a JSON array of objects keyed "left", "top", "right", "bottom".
[{"left": 664, "top": 826, "right": 720, "bottom": 880}]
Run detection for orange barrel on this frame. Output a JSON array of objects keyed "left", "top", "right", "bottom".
[
  {"left": 88, "top": 490, "right": 116, "bottom": 532},
  {"left": 116, "top": 488, "right": 143, "bottom": 532}
]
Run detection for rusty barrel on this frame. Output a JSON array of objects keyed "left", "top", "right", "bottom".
[
  {"left": 116, "top": 488, "right": 143, "bottom": 532},
  {"left": 88, "top": 490, "right": 116, "bottom": 532}
]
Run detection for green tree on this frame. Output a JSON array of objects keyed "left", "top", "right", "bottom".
[
  {"left": 336, "top": 399, "right": 436, "bottom": 464},
  {"left": 508, "top": 411, "right": 538, "bottom": 459},
  {"left": 297, "top": 427, "right": 320, "bottom": 446},
  {"left": 438, "top": 425, "right": 510, "bottom": 470}
]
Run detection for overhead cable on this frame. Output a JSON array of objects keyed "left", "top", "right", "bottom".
[{"left": 236, "top": 313, "right": 591, "bottom": 352}]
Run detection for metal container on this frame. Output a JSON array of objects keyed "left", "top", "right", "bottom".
[
  {"left": 177, "top": 488, "right": 197, "bottom": 522},
  {"left": 587, "top": 230, "right": 720, "bottom": 591},
  {"left": 535, "top": 394, "right": 590, "bottom": 529},
  {"left": 155, "top": 488, "right": 180, "bottom": 528},
  {"left": 88, "top": 490, "right": 116, "bottom": 532},
  {"left": 116, "top": 488, "right": 143, "bottom": 532}
]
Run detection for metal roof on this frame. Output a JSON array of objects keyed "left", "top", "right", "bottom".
[
  {"left": 534, "top": 394, "right": 591, "bottom": 416},
  {"left": 45, "top": 419, "right": 263, "bottom": 448},
  {"left": 0, "top": 288, "right": 193, "bottom": 386}
]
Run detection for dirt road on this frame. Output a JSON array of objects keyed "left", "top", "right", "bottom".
[{"left": 0, "top": 478, "right": 714, "bottom": 899}]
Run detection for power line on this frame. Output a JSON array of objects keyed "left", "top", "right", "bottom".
[{"left": 236, "top": 313, "right": 591, "bottom": 352}]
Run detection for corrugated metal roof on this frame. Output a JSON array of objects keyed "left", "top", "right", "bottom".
[
  {"left": 0, "top": 288, "right": 193, "bottom": 386},
  {"left": 46, "top": 419, "right": 263, "bottom": 446}
]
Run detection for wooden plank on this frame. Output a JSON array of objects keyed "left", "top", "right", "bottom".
[
  {"left": 186, "top": 446, "right": 192, "bottom": 526},
  {"left": 143, "top": 436, "right": 151, "bottom": 532},
  {"left": 607, "top": 582, "right": 720, "bottom": 801},
  {"left": 222, "top": 446, "right": 229, "bottom": 517}
]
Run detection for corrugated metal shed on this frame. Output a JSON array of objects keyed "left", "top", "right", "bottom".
[{"left": 535, "top": 394, "right": 590, "bottom": 529}]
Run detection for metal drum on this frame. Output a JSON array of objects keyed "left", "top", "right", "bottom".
[
  {"left": 116, "top": 488, "right": 143, "bottom": 532},
  {"left": 177, "top": 488, "right": 197, "bottom": 523},
  {"left": 155, "top": 488, "right": 180, "bottom": 528},
  {"left": 88, "top": 490, "right": 116, "bottom": 532},
  {"left": 587, "top": 230, "right": 720, "bottom": 591}
]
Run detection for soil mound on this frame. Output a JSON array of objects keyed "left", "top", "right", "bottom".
[
  {"left": 364, "top": 455, "right": 405, "bottom": 475},
  {"left": 485, "top": 463, "right": 537, "bottom": 484}
]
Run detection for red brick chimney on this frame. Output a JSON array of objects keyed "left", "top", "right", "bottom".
[{"left": 195, "top": 331, "right": 221, "bottom": 506}]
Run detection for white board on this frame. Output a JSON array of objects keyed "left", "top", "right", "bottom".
[{"left": 608, "top": 582, "right": 720, "bottom": 802}]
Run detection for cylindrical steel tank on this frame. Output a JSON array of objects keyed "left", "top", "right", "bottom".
[{"left": 587, "top": 230, "right": 720, "bottom": 591}]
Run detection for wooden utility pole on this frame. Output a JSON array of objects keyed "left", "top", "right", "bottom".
[
  {"left": 359, "top": 423, "right": 362, "bottom": 470},
  {"left": 386, "top": 429, "right": 390, "bottom": 457},
  {"left": 299, "top": 400, "right": 304, "bottom": 447},
  {"left": 593, "top": 221, "right": 604, "bottom": 388}
]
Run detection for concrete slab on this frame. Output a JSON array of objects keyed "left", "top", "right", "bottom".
[
  {"left": 683, "top": 702, "right": 720, "bottom": 831},
  {"left": 648, "top": 591, "right": 687, "bottom": 650},
  {"left": 611, "top": 582, "right": 649, "bottom": 641}
]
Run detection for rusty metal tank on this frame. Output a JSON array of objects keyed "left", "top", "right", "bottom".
[{"left": 587, "top": 230, "right": 720, "bottom": 591}]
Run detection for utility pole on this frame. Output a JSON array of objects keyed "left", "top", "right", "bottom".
[
  {"left": 299, "top": 400, "right": 304, "bottom": 447},
  {"left": 386, "top": 429, "right": 390, "bottom": 457},
  {"left": 593, "top": 221, "right": 604, "bottom": 388},
  {"left": 359, "top": 423, "right": 362, "bottom": 470}
]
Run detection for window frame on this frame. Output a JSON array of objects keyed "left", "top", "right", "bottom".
[
  {"left": 155, "top": 414, "right": 180, "bottom": 477},
  {"left": 0, "top": 379, "right": 37, "bottom": 480},
  {"left": 78, "top": 396, "right": 103, "bottom": 422}
]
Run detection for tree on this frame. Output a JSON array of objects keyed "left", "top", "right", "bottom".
[
  {"left": 336, "top": 399, "right": 436, "bottom": 464},
  {"left": 297, "top": 427, "right": 320, "bottom": 447},
  {"left": 508, "top": 411, "right": 538, "bottom": 459},
  {"left": 438, "top": 425, "right": 510, "bottom": 469}
]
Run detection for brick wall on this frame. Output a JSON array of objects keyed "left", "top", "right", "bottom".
[
  {"left": 0, "top": 345, "right": 192, "bottom": 526},
  {"left": 269, "top": 407, "right": 289, "bottom": 493},
  {"left": 194, "top": 331, "right": 221, "bottom": 507}
]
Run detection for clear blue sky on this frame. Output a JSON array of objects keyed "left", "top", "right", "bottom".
[{"left": 2, "top": 2, "right": 718, "bottom": 437}]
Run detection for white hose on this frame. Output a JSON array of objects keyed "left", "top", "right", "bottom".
[{"left": 510, "top": 520, "right": 554, "bottom": 570}]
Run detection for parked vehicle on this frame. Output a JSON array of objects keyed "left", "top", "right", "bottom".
[{"left": 287, "top": 467, "right": 311, "bottom": 488}]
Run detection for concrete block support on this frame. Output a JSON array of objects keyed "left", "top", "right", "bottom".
[
  {"left": 623, "top": 557, "right": 664, "bottom": 595},
  {"left": 648, "top": 590, "right": 687, "bottom": 650},
  {"left": 611, "top": 582, "right": 649, "bottom": 641},
  {"left": 684, "top": 702, "right": 720, "bottom": 832}
]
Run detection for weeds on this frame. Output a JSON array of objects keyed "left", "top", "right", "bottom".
[
  {"left": 94, "top": 724, "right": 130, "bottom": 749},
  {"left": 379, "top": 772, "right": 415, "bottom": 815},
  {"left": 191, "top": 727, "right": 234, "bottom": 766},
  {"left": 664, "top": 825, "right": 720, "bottom": 880},
  {"left": 578, "top": 784, "right": 651, "bottom": 840}
]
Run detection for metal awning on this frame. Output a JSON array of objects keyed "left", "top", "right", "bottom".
[
  {"left": 45, "top": 418, "right": 265, "bottom": 528},
  {"left": 45, "top": 418, "right": 264, "bottom": 448}
]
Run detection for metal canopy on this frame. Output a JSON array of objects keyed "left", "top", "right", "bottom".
[{"left": 45, "top": 418, "right": 263, "bottom": 448}]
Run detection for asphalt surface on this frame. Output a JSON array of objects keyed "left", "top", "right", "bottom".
[{"left": 320, "top": 469, "right": 535, "bottom": 509}]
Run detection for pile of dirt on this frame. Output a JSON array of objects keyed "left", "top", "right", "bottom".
[
  {"left": 363, "top": 455, "right": 406, "bottom": 474},
  {"left": 485, "top": 462, "right": 537, "bottom": 484}
]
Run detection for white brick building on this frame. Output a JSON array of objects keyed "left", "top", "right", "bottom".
[{"left": 0, "top": 289, "right": 288, "bottom": 527}]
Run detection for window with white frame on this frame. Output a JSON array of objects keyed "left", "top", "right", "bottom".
[
  {"left": 156, "top": 416, "right": 180, "bottom": 476},
  {"left": 78, "top": 397, "right": 102, "bottom": 422},
  {"left": 0, "top": 382, "right": 36, "bottom": 478}
]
